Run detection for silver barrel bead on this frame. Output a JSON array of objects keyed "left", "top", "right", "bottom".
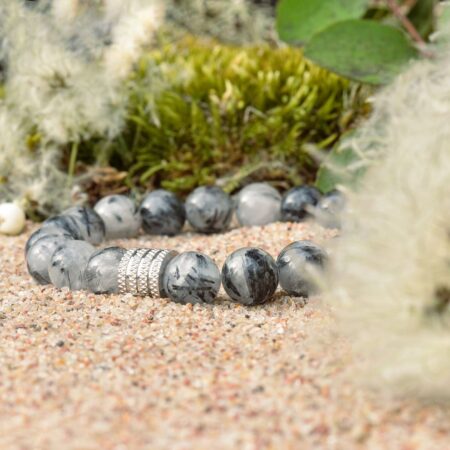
[
  {"left": 117, "top": 248, "right": 138, "bottom": 294},
  {"left": 137, "top": 249, "right": 159, "bottom": 296},
  {"left": 117, "top": 248, "right": 178, "bottom": 297},
  {"left": 147, "top": 249, "right": 178, "bottom": 298}
]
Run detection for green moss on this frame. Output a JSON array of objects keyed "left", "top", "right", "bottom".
[{"left": 82, "top": 37, "right": 367, "bottom": 193}]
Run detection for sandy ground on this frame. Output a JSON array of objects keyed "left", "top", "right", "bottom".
[{"left": 0, "top": 222, "right": 449, "bottom": 450}]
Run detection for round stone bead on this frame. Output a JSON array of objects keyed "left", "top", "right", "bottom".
[
  {"left": 162, "top": 251, "right": 221, "bottom": 304},
  {"left": 26, "top": 234, "right": 74, "bottom": 284},
  {"left": 140, "top": 190, "right": 186, "bottom": 236},
  {"left": 43, "top": 215, "right": 84, "bottom": 240},
  {"left": 48, "top": 240, "right": 96, "bottom": 290},
  {"left": 281, "top": 186, "right": 321, "bottom": 222},
  {"left": 94, "top": 195, "right": 141, "bottom": 239},
  {"left": 25, "top": 227, "right": 75, "bottom": 255},
  {"left": 62, "top": 206, "right": 106, "bottom": 244},
  {"left": 185, "top": 186, "right": 233, "bottom": 233},
  {"left": 315, "top": 190, "right": 345, "bottom": 229},
  {"left": 276, "top": 240, "right": 327, "bottom": 297},
  {"left": 84, "top": 247, "right": 126, "bottom": 294},
  {"left": 222, "top": 247, "right": 278, "bottom": 305},
  {"left": 235, "top": 183, "right": 281, "bottom": 227}
]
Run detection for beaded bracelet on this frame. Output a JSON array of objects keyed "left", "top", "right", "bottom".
[{"left": 25, "top": 183, "right": 336, "bottom": 305}]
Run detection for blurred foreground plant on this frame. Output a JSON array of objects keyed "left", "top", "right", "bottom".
[{"left": 322, "top": 37, "right": 450, "bottom": 402}]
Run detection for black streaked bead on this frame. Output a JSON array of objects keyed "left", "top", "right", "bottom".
[
  {"left": 281, "top": 186, "right": 321, "bottom": 222},
  {"left": 277, "top": 240, "right": 327, "bottom": 297},
  {"left": 222, "top": 247, "right": 278, "bottom": 305},
  {"left": 140, "top": 190, "right": 186, "bottom": 236}
]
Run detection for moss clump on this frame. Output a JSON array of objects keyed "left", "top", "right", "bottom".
[{"left": 83, "top": 36, "right": 365, "bottom": 194}]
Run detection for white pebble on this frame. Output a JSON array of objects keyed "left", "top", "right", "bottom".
[{"left": 0, "top": 202, "right": 26, "bottom": 235}]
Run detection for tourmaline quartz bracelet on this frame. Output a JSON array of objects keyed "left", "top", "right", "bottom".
[{"left": 26, "top": 183, "right": 336, "bottom": 305}]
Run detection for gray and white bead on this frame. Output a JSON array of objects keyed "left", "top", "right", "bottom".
[
  {"left": 94, "top": 195, "right": 141, "bottom": 239},
  {"left": 48, "top": 240, "right": 96, "bottom": 290},
  {"left": 25, "top": 227, "right": 75, "bottom": 255},
  {"left": 276, "top": 240, "right": 327, "bottom": 297},
  {"left": 162, "top": 251, "right": 221, "bottom": 304},
  {"left": 185, "top": 186, "right": 233, "bottom": 233},
  {"left": 314, "top": 190, "right": 345, "bottom": 229},
  {"left": 84, "top": 247, "right": 126, "bottom": 294},
  {"left": 140, "top": 190, "right": 186, "bottom": 236},
  {"left": 222, "top": 247, "right": 278, "bottom": 305},
  {"left": 26, "top": 234, "right": 74, "bottom": 284},
  {"left": 42, "top": 215, "right": 84, "bottom": 240},
  {"left": 281, "top": 186, "right": 321, "bottom": 222},
  {"left": 236, "top": 183, "right": 281, "bottom": 227},
  {"left": 62, "top": 206, "right": 106, "bottom": 245}
]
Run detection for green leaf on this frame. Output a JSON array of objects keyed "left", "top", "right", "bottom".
[
  {"left": 276, "top": 0, "right": 368, "bottom": 45},
  {"left": 304, "top": 20, "right": 418, "bottom": 84},
  {"left": 315, "top": 139, "right": 365, "bottom": 193}
]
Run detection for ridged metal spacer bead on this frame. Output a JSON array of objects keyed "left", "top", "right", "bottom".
[
  {"left": 126, "top": 249, "right": 149, "bottom": 295},
  {"left": 117, "top": 249, "right": 138, "bottom": 294},
  {"left": 148, "top": 250, "right": 178, "bottom": 298},
  {"left": 136, "top": 249, "right": 159, "bottom": 296}
]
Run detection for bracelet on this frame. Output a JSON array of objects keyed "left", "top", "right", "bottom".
[{"left": 25, "top": 183, "right": 335, "bottom": 305}]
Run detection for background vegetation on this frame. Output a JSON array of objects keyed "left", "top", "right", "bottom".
[
  {"left": 0, "top": 0, "right": 444, "bottom": 215},
  {"left": 78, "top": 36, "right": 367, "bottom": 197}
]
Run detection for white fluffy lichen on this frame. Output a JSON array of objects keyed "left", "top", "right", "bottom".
[
  {"left": 323, "top": 43, "right": 450, "bottom": 401},
  {"left": 164, "top": 0, "right": 275, "bottom": 44},
  {"left": 0, "top": 0, "right": 164, "bottom": 215}
]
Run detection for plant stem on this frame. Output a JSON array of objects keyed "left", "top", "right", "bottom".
[
  {"left": 67, "top": 141, "right": 79, "bottom": 186},
  {"left": 386, "top": 0, "right": 433, "bottom": 57}
]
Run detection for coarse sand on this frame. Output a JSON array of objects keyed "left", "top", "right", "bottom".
[{"left": 0, "top": 222, "right": 449, "bottom": 450}]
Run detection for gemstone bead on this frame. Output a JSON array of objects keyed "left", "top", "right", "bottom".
[
  {"left": 48, "top": 240, "right": 96, "bottom": 290},
  {"left": 222, "top": 247, "right": 278, "bottom": 305},
  {"left": 315, "top": 190, "right": 345, "bottom": 229},
  {"left": 281, "top": 186, "right": 321, "bottom": 222},
  {"left": 162, "top": 251, "right": 221, "bottom": 304},
  {"left": 43, "top": 215, "right": 84, "bottom": 240},
  {"left": 276, "top": 240, "right": 327, "bottom": 297},
  {"left": 26, "top": 234, "right": 74, "bottom": 284},
  {"left": 236, "top": 183, "right": 281, "bottom": 227},
  {"left": 185, "top": 186, "right": 233, "bottom": 233},
  {"left": 140, "top": 190, "right": 186, "bottom": 236},
  {"left": 84, "top": 247, "right": 126, "bottom": 294},
  {"left": 25, "top": 227, "right": 75, "bottom": 255},
  {"left": 94, "top": 195, "right": 141, "bottom": 239},
  {"left": 62, "top": 206, "right": 106, "bottom": 244}
]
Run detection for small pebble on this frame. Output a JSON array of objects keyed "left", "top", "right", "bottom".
[
  {"left": 48, "top": 240, "right": 96, "bottom": 290},
  {"left": 84, "top": 247, "right": 126, "bottom": 294},
  {"left": 185, "top": 186, "right": 233, "bottom": 233},
  {"left": 236, "top": 183, "right": 281, "bottom": 227},
  {"left": 26, "top": 234, "right": 73, "bottom": 284},
  {"left": 276, "top": 240, "right": 327, "bottom": 297},
  {"left": 140, "top": 190, "right": 186, "bottom": 236},
  {"left": 162, "top": 251, "right": 221, "bottom": 304},
  {"left": 94, "top": 195, "right": 141, "bottom": 239},
  {"left": 281, "top": 186, "right": 321, "bottom": 222},
  {"left": 0, "top": 202, "right": 26, "bottom": 235},
  {"left": 222, "top": 247, "right": 279, "bottom": 305}
]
